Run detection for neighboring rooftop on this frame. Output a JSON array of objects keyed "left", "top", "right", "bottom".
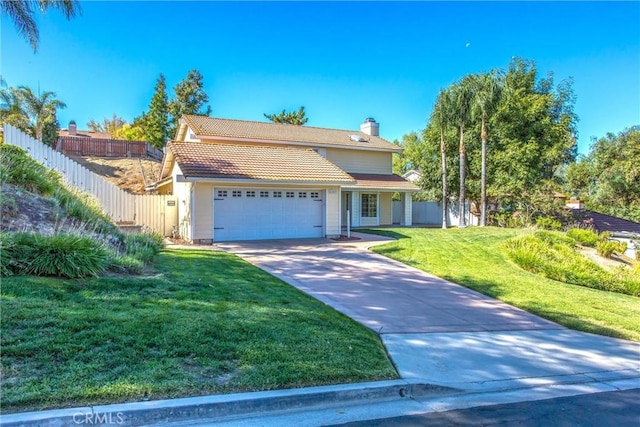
[
  {"left": 573, "top": 210, "right": 640, "bottom": 234},
  {"left": 180, "top": 115, "right": 402, "bottom": 152},
  {"left": 165, "top": 142, "right": 355, "bottom": 183},
  {"left": 58, "top": 129, "right": 112, "bottom": 139}
]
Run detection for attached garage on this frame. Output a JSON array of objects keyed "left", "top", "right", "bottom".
[{"left": 213, "top": 188, "right": 325, "bottom": 241}]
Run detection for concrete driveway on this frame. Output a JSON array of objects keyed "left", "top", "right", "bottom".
[{"left": 217, "top": 233, "right": 640, "bottom": 393}]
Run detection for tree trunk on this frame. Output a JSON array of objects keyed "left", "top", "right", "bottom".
[
  {"left": 480, "top": 116, "right": 487, "bottom": 227},
  {"left": 459, "top": 124, "right": 466, "bottom": 228},
  {"left": 441, "top": 127, "right": 448, "bottom": 229}
]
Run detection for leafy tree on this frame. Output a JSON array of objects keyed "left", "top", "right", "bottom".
[
  {"left": 392, "top": 132, "right": 422, "bottom": 175},
  {"left": 136, "top": 74, "right": 170, "bottom": 148},
  {"left": 1, "top": 0, "right": 81, "bottom": 52},
  {"left": 112, "top": 123, "right": 146, "bottom": 141},
  {"left": 418, "top": 58, "right": 578, "bottom": 228},
  {"left": 566, "top": 126, "right": 640, "bottom": 222},
  {"left": 469, "top": 71, "right": 501, "bottom": 226},
  {"left": 264, "top": 106, "right": 308, "bottom": 125},
  {"left": 87, "top": 113, "right": 127, "bottom": 135},
  {"left": 168, "top": 69, "right": 211, "bottom": 137},
  {"left": 18, "top": 86, "right": 66, "bottom": 144}
]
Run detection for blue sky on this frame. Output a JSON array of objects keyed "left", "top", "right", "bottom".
[{"left": 2, "top": 1, "right": 638, "bottom": 154}]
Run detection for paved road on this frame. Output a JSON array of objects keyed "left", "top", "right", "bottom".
[{"left": 332, "top": 388, "right": 640, "bottom": 427}]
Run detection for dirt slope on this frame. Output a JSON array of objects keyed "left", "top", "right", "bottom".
[{"left": 70, "top": 156, "right": 162, "bottom": 194}]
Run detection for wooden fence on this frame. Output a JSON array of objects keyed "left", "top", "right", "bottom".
[
  {"left": 56, "top": 136, "right": 164, "bottom": 161},
  {"left": 3, "top": 125, "right": 177, "bottom": 236}
]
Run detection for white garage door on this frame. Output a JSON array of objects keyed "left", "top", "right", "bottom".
[{"left": 213, "top": 188, "right": 324, "bottom": 242}]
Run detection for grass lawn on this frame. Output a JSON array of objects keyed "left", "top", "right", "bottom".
[
  {"left": 1, "top": 249, "right": 397, "bottom": 412},
  {"left": 360, "top": 227, "right": 640, "bottom": 342}
]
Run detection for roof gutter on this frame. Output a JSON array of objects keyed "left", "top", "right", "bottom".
[{"left": 177, "top": 175, "right": 356, "bottom": 186}]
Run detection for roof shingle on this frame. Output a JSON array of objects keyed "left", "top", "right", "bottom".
[
  {"left": 182, "top": 115, "right": 401, "bottom": 152},
  {"left": 167, "top": 142, "right": 355, "bottom": 183},
  {"left": 345, "top": 173, "right": 421, "bottom": 191}
]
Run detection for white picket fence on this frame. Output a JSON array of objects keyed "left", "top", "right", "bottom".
[{"left": 3, "top": 125, "right": 177, "bottom": 236}]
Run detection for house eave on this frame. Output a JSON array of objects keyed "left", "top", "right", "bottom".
[{"left": 179, "top": 176, "right": 355, "bottom": 186}]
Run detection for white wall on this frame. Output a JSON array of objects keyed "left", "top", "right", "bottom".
[
  {"left": 393, "top": 200, "right": 479, "bottom": 227},
  {"left": 193, "top": 183, "right": 214, "bottom": 242},
  {"left": 325, "top": 187, "right": 341, "bottom": 237}
]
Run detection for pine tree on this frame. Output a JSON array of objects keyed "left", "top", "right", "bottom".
[
  {"left": 140, "top": 74, "right": 170, "bottom": 148},
  {"left": 264, "top": 106, "right": 308, "bottom": 125},
  {"left": 168, "top": 69, "right": 211, "bottom": 137}
]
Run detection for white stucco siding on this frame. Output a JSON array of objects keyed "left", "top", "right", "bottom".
[
  {"left": 193, "top": 183, "right": 214, "bottom": 242},
  {"left": 325, "top": 148, "right": 392, "bottom": 174},
  {"left": 325, "top": 187, "right": 341, "bottom": 237},
  {"left": 171, "top": 163, "right": 192, "bottom": 241}
]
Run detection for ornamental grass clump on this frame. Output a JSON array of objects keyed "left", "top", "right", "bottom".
[
  {"left": 567, "top": 228, "right": 599, "bottom": 247},
  {"left": 1, "top": 232, "right": 108, "bottom": 278},
  {"left": 502, "top": 232, "right": 639, "bottom": 296}
]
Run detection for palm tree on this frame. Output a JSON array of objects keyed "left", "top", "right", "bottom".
[
  {"left": 470, "top": 72, "right": 501, "bottom": 226},
  {"left": 19, "top": 86, "right": 66, "bottom": 141},
  {"left": 0, "top": 80, "right": 31, "bottom": 132},
  {"left": 1, "top": 0, "right": 81, "bottom": 52},
  {"left": 451, "top": 79, "right": 473, "bottom": 228},
  {"left": 433, "top": 89, "right": 453, "bottom": 229}
]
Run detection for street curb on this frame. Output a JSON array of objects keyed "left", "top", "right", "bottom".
[{"left": 0, "top": 380, "right": 459, "bottom": 427}]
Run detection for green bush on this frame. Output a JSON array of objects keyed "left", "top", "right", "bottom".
[
  {"left": 596, "top": 240, "right": 626, "bottom": 259},
  {"left": 107, "top": 253, "right": 144, "bottom": 275},
  {"left": 2, "top": 232, "right": 108, "bottom": 278},
  {"left": 535, "top": 216, "right": 562, "bottom": 230},
  {"left": 567, "top": 228, "right": 599, "bottom": 247},
  {"left": 0, "top": 145, "right": 58, "bottom": 195},
  {"left": 534, "top": 230, "right": 575, "bottom": 246},
  {"left": 123, "top": 231, "right": 164, "bottom": 263},
  {"left": 502, "top": 233, "right": 640, "bottom": 296}
]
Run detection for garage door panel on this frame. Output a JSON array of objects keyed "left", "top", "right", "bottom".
[{"left": 214, "top": 188, "right": 324, "bottom": 242}]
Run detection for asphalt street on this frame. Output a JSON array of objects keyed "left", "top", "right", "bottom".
[{"left": 332, "top": 388, "right": 640, "bottom": 427}]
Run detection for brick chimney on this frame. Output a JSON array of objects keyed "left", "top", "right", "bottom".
[
  {"left": 360, "top": 118, "right": 379, "bottom": 136},
  {"left": 69, "top": 120, "right": 77, "bottom": 136}
]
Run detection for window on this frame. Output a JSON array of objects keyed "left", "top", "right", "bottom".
[
  {"left": 286, "top": 191, "right": 295, "bottom": 198},
  {"left": 246, "top": 191, "right": 256, "bottom": 197},
  {"left": 298, "top": 192, "right": 307, "bottom": 198},
  {"left": 273, "top": 191, "right": 282, "bottom": 198},
  {"left": 232, "top": 190, "right": 242, "bottom": 197},
  {"left": 217, "top": 190, "right": 228, "bottom": 198},
  {"left": 361, "top": 194, "right": 378, "bottom": 218},
  {"left": 310, "top": 192, "right": 319, "bottom": 198},
  {"left": 260, "top": 191, "right": 269, "bottom": 198}
]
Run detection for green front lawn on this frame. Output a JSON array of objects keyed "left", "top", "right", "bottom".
[
  {"left": 361, "top": 227, "right": 640, "bottom": 342},
  {"left": 1, "top": 249, "right": 397, "bottom": 412}
]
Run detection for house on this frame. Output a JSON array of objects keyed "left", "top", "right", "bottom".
[
  {"left": 402, "top": 169, "right": 422, "bottom": 183},
  {"left": 573, "top": 210, "right": 640, "bottom": 234},
  {"left": 151, "top": 115, "right": 419, "bottom": 243},
  {"left": 57, "top": 121, "right": 162, "bottom": 160}
]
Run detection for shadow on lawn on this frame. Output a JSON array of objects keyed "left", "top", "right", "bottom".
[
  {"left": 357, "top": 229, "right": 411, "bottom": 240},
  {"left": 443, "top": 273, "right": 635, "bottom": 341}
]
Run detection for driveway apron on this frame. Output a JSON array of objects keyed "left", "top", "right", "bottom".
[{"left": 217, "top": 234, "right": 640, "bottom": 392}]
